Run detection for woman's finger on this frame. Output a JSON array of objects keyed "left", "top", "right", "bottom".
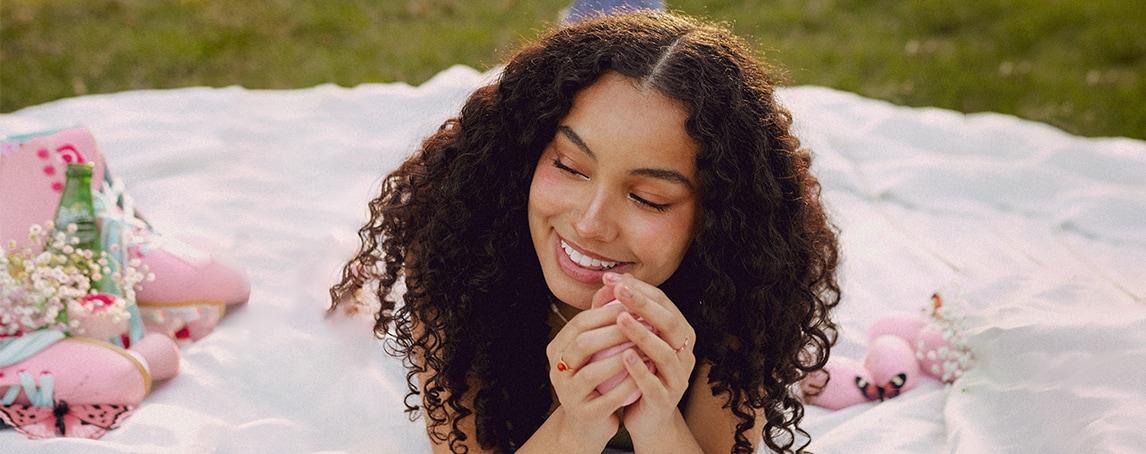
[
  {"left": 555, "top": 323, "right": 633, "bottom": 373},
  {"left": 547, "top": 302, "right": 628, "bottom": 358},
  {"left": 552, "top": 347, "right": 631, "bottom": 406},
  {"left": 591, "top": 283, "right": 617, "bottom": 308},
  {"left": 607, "top": 274, "right": 695, "bottom": 358},
  {"left": 616, "top": 311, "right": 692, "bottom": 379},
  {"left": 621, "top": 348, "right": 663, "bottom": 395}
]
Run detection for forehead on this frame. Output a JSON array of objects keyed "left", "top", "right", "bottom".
[{"left": 562, "top": 73, "right": 699, "bottom": 177}]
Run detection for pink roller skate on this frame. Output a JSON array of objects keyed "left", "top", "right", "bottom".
[
  {"left": 0, "top": 332, "right": 178, "bottom": 439},
  {"left": 1, "top": 127, "right": 250, "bottom": 342}
]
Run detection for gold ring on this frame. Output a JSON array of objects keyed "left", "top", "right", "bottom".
[
  {"left": 674, "top": 336, "right": 690, "bottom": 353},
  {"left": 556, "top": 357, "right": 571, "bottom": 372}
]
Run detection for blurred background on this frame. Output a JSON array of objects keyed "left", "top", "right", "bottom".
[{"left": 2, "top": 0, "right": 1143, "bottom": 139}]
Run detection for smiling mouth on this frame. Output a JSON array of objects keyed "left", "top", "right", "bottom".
[{"left": 560, "top": 240, "right": 619, "bottom": 270}]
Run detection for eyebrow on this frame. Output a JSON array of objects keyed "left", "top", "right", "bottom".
[{"left": 558, "top": 125, "right": 695, "bottom": 189}]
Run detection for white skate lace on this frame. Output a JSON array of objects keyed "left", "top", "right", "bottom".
[
  {"left": 94, "top": 174, "right": 209, "bottom": 264},
  {"left": 0, "top": 371, "right": 55, "bottom": 407}
]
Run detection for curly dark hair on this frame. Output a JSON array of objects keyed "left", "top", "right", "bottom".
[{"left": 331, "top": 11, "right": 840, "bottom": 454}]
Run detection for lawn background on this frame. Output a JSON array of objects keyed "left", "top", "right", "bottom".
[{"left": 2, "top": 0, "right": 1143, "bottom": 139}]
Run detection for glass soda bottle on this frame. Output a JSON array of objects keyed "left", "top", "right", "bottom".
[{"left": 53, "top": 163, "right": 101, "bottom": 253}]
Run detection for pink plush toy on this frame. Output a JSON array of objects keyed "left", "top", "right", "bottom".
[{"left": 801, "top": 294, "right": 974, "bottom": 410}]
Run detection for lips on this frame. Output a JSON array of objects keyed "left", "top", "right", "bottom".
[
  {"left": 560, "top": 240, "right": 619, "bottom": 270},
  {"left": 554, "top": 236, "right": 626, "bottom": 285}
]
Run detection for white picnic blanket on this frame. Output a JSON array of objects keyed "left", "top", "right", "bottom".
[{"left": 2, "top": 65, "right": 1144, "bottom": 453}]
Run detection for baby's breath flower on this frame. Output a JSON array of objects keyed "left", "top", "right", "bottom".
[
  {"left": 0, "top": 222, "right": 146, "bottom": 337},
  {"left": 920, "top": 292, "right": 975, "bottom": 384}
]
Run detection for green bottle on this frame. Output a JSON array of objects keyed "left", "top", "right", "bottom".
[{"left": 53, "top": 163, "right": 101, "bottom": 253}]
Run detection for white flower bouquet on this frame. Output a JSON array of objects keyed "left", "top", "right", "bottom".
[{"left": 1, "top": 222, "right": 151, "bottom": 339}]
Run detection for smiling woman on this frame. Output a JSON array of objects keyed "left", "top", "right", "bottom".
[
  {"left": 529, "top": 72, "right": 701, "bottom": 309},
  {"left": 330, "top": 11, "right": 841, "bottom": 454}
]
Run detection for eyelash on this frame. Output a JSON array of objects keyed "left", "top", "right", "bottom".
[
  {"left": 551, "top": 158, "right": 585, "bottom": 179},
  {"left": 551, "top": 158, "right": 670, "bottom": 212},
  {"left": 633, "top": 195, "right": 670, "bottom": 212}
]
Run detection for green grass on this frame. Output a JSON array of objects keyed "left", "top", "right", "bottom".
[{"left": 2, "top": 0, "right": 1144, "bottom": 139}]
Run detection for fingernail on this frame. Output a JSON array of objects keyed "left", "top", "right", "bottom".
[
  {"left": 618, "top": 284, "right": 633, "bottom": 299},
  {"left": 624, "top": 349, "right": 639, "bottom": 364},
  {"left": 603, "top": 272, "right": 621, "bottom": 284}
]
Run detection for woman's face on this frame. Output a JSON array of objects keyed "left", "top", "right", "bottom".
[{"left": 528, "top": 72, "right": 701, "bottom": 310}]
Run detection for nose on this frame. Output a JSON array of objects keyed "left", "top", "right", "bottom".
[{"left": 572, "top": 188, "right": 618, "bottom": 242}]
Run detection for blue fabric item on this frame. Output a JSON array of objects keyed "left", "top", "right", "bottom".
[
  {"left": 0, "top": 127, "right": 67, "bottom": 144},
  {"left": 1, "top": 385, "right": 21, "bottom": 405},
  {"left": 0, "top": 330, "right": 65, "bottom": 367},
  {"left": 94, "top": 166, "right": 146, "bottom": 347},
  {"left": 0, "top": 331, "right": 63, "bottom": 406},
  {"left": 20, "top": 371, "right": 55, "bottom": 407},
  {"left": 566, "top": 0, "right": 665, "bottom": 22}
]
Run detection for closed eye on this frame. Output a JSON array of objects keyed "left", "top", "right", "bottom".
[
  {"left": 552, "top": 158, "right": 588, "bottom": 179},
  {"left": 553, "top": 157, "right": 671, "bottom": 212},
  {"left": 630, "top": 194, "right": 669, "bottom": 212}
]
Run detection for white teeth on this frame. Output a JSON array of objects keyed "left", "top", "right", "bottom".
[
  {"left": 579, "top": 254, "right": 593, "bottom": 267},
  {"left": 561, "top": 240, "right": 618, "bottom": 269}
]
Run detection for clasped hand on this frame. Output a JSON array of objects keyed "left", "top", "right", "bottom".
[{"left": 546, "top": 272, "right": 697, "bottom": 448}]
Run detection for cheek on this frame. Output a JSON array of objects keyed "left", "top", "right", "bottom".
[
  {"left": 632, "top": 207, "right": 698, "bottom": 275},
  {"left": 528, "top": 165, "right": 567, "bottom": 222}
]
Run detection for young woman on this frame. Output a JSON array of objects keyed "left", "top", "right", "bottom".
[{"left": 331, "top": 11, "right": 840, "bottom": 454}]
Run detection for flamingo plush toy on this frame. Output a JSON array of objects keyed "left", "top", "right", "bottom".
[{"left": 801, "top": 293, "right": 975, "bottom": 410}]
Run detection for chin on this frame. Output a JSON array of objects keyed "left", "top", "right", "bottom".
[{"left": 545, "top": 276, "right": 597, "bottom": 309}]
